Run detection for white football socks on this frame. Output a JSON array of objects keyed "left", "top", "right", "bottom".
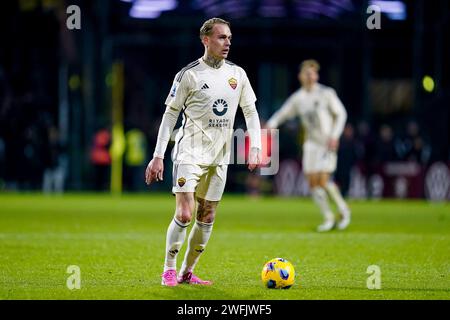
[
  {"left": 164, "top": 217, "right": 190, "bottom": 272},
  {"left": 179, "top": 220, "right": 213, "bottom": 276},
  {"left": 325, "top": 181, "right": 351, "bottom": 218},
  {"left": 311, "top": 187, "right": 334, "bottom": 222}
]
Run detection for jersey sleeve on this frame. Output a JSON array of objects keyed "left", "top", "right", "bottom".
[
  {"left": 164, "top": 70, "right": 191, "bottom": 111},
  {"left": 241, "top": 103, "right": 262, "bottom": 150},
  {"left": 239, "top": 70, "right": 257, "bottom": 108},
  {"left": 326, "top": 88, "right": 347, "bottom": 139},
  {"left": 152, "top": 71, "right": 191, "bottom": 159}
]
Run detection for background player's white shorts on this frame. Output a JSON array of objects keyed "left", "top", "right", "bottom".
[
  {"left": 172, "top": 164, "right": 228, "bottom": 201},
  {"left": 302, "top": 140, "right": 337, "bottom": 174}
]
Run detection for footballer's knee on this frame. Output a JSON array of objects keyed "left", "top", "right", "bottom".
[
  {"left": 175, "top": 193, "right": 195, "bottom": 223},
  {"left": 197, "top": 199, "right": 217, "bottom": 224},
  {"left": 317, "top": 180, "right": 327, "bottom": 189},
  {"left": 175, "top": 200, "right": 194, "bottom": 223},
  {"left": 318, "top": 173, "right": 330, "bottom": 189},
  {"left": 307, "top": 174, "right": 319, "bottom": 189},
  {"left": 198, "top": 211, "right": 216, "bottom": 224},
  {"left": 176, "top": 206, "right": 193, "bottom": 223}
]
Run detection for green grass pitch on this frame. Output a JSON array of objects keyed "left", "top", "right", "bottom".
[{"left": 0, "top": 193, "right": 449, "bottom": 300}]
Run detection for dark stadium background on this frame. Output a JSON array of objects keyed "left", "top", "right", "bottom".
[{"left": 0, "top": 0, "right": 449, "bottom": 200}]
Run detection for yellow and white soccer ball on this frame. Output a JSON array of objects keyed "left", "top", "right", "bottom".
[{"left": 261, "top": 258, "right": 295, "bottom": 289}]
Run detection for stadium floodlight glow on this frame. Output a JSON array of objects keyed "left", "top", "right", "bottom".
[
  {"left": 369, "top": 0, "right": 406, "bottom": 20},
  {"left": 192, "top": 0, "right": 249, "bottom": 18},
  {"left": 258, "top": 4, "right": 286, "bottom": 18},
  {"left": 293, "top": 0, "right": 354, "bottom": 19},
  {"left": 130, "top": 7, "right": 162, "bottom": 19},
  {"left": 128, "top": 0, "right": 178, "bottom": 19},
  {"left": 422, "top": 75, "right": 435, "bottom": 93}
]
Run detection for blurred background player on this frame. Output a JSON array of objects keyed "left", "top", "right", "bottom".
[
  {"left": 145, "top": 18, "right": 261, "bottom": 286},
  {"left": 266, "top": 59, "right": 351, "bottom": 232}
]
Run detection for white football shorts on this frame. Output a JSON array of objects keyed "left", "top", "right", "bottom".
[
  {"left": 302, "top": 140, "right": 337, "bottom": 174},
  {"left": 172, "top": 164, "right": 228, "bottom": 201}
]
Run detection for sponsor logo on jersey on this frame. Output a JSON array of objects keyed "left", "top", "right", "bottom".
[
  {"left": 228, "top": 77, "right": 237, "bottom": 90},
  {"left": 212, "top": 99, "right": 228, "bottom": 116},
  {"left": 170, "top": 83, "right": 178, "bottom": 97},
  {"left": 201, "top": 83, "right": 209, "bottom": 90},
  {"left": 177, "top": 177, "right": 186, "bottom": 187}
]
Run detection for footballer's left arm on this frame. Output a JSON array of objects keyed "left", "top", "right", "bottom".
[
  {"left": 328, "top": 89, "right": 347, "bottom": 150},
  {"left": 241, "top": 103, "right": 262, "bottom": 170}
]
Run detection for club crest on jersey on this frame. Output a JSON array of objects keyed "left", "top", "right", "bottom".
[
  {"left": 177, "top": 177, "right": 186, "bottom": 187},
  {"left": 228, "top": 78, "right": 237, "bottom": 90}
]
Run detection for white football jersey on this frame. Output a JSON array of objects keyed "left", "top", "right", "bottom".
[
  {"left": 267, "top": 83, "right": 347, "bottom": 146},
  {"left": 165, "top": 58, "right": 257, "bottom": 165}
]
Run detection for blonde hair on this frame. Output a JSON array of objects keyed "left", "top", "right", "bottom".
[
  {"left": 299, "top": 59, "right": 320, "bottom": 73},
  {"left": 199, "top": 17, "right": 230, "bottom": 39}
]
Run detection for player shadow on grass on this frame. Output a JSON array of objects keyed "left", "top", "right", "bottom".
[
  {"left": 151, "top": 285, "right": 236, "bottom": 300},
  {"left": 309, "top": 225, "right": 350, "bottom": 233},
  {"left": 315, "top": 285, "right": 450, "bottom": 293}
]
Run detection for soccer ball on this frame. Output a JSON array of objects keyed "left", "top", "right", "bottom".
[{"left": 261, "top": 258, "right": 295, "bottom": 289}]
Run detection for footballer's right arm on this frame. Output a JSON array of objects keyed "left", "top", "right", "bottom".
[
  {"left": 146, "top": 71, "right": 189, "bottom": 185},
  {"left": 145, "top": 105, "right": 181, "bottom": 185},
  {"left": 266, "top": 94, "right": 297, "bottom": 129}
]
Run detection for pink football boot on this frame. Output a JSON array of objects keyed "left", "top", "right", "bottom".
[
  {"left": 178, "top": 271, "right": 212, "bottom": 285},
  {"left": 161, "top": 269, "right": 178, "bottom": 286}
]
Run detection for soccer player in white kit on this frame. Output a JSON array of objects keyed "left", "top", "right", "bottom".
[
  {"left": 266, "top": 60, "right": 351, "bottom": 232},
  {"left": 145, "top": 18, "right": 262, "bottom": 286}
]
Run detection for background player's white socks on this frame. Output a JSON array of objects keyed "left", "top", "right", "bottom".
[
  {"left": 179, "top": 220, "right": 213, "bottom": 275},
  {"left": 311, "top": 187, "right": 334, "bottom": 222},
  {"left": 164, "top": 217, "right": 189, "bottom": 272},
  {"left": 325, "top": 181, "right": 351, "bottom": 218}
]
